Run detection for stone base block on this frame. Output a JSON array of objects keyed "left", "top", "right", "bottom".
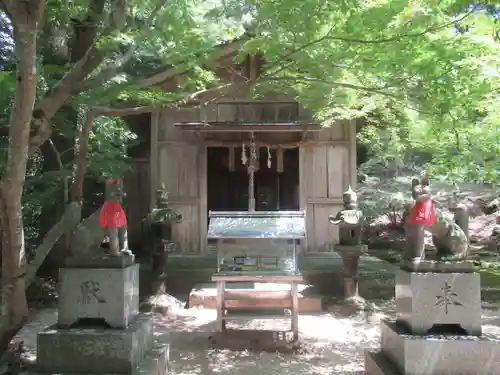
[
  {"left": 334, "top": 244, "right": 367, "bottom": 257},
  {"left": 400, "top": 260, "right": 473, "bottom": 273},
  {"left": 379, "top": 319, "right": 500, "bottom": 375},
  {"left": 135, "top": 343, "right": 170, "bottom": 375},
  {"left": 58, "top": 264, "right": 139, "bottom": 328},
  {"left": 395, "top": 269, "right": 481, "bottom": 335},
  {"left": 37, "top": 313, "right": 153, "bottom": 374},
  {"left": 33, "top": 343, "right": 169, "bottom": 375},
  {"left": 365, "top": 350, "right": 401, "bottom": 375},
  {"left": 65, "top": 252, "right": 135, "bottom": 269}
]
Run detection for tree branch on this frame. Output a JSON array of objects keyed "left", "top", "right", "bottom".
[
  {"left": 78, "top": 0, "right": 168, "bottom": 91},
  {"left": 47, "top": 138, "right": 69, "bottom": 203},
  {"left": 92, "top": 82, "right": 233, "bottom": 116},
  {"left": 27, "top": 0, "right": 120, "bottom": 156},
  {"left": 448, "top": 112, "right": 461, "bottom": 151},
  {"left": 69, "top": 111, "right": 95, "bottom": 202},
  {"left": 261, "top": 76, "right": 398, "bottom": 98},
  {"left": 134, "top": 39, "right": 246, "bottom": 89},
  {"left": 69, "top": 0, "right": 107, "bottom": 61},
  {"left": 264, "top": 7, "right": 478, "bottom": 73},
  {"left": 24, "top": 202, "right": 82, "bottom": 289}
]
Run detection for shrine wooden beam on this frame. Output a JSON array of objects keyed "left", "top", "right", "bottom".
[
  {"left": 196, "top": 139, "right": 349, "bottom": 149},
  {"left": 174, "top": 121, "right": 323, "bottom": 132}
]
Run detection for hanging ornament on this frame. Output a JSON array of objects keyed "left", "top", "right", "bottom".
[
  {"left": 241, "top": 143, "right": 247, "bottom": 165},
  {"left": 267, "top": 147, "right": 272, "bottom": 169}
]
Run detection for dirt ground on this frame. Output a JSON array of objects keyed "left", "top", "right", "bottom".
[{"left": 13, "top": 257, "right": 500, "bottom": 375}]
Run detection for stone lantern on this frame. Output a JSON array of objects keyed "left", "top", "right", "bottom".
[
  {"left": 142, "top": 186, "right": 182, "bottom": 294},
  {"left": 329, "top": 186, "right": 367, "bottom": 299}
]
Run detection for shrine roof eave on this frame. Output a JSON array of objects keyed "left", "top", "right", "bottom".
[{"left": 173, "top": 121, "right": 323, "bottom": 132}]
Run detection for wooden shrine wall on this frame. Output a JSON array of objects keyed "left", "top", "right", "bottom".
[
  {"left": 299, "top": 120, "right": 357, "bottom": 253},
  {"left": 123, "top": 158, "right": 150, "bottom": 248},
  {"left": 152, "top": 107, "right": 206, "bottom": 254}
]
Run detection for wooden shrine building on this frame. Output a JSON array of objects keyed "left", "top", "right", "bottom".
[{"left": 124, "top": 43, "right": 359, "bottom": 261}]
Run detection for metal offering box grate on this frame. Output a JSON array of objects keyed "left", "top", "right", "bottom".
[
  {"left": 208, "top": 211, "right": 306, "bottom": 275},
  {"left": 207, "top": 211, "right": 306, "bottom": 239}
]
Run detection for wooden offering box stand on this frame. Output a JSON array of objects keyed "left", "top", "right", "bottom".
[{"left": 208, "top": 211, "right": 306, "bottom": 340}]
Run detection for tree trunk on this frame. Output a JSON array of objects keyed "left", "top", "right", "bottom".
[
  {"left": 25, "top": 202, "right": 82, "bottom": 288},
  {"left": 0, "top": 199, "right": 29, "bottom": 353},
  {"left": 0, "top": 0, "right": 44, "bottom": 353},
  {"left": 38, "top": 136, "right": 73, "bottom": 277}
]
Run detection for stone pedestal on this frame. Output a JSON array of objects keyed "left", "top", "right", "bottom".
[
  {"left": 38, "top": 314, "right": 153, "bottom": 374},
  {"left": 36, "top": 259, "right": 169, "bottom": 375},
  {"left": 58, "top": 264, "right": 139, "bottom": 328},
  {"left": 335, "top": 245, "right": 367, "bottom": 298},
  {"left": 365, "top": 261, "right": 500, "bottom": 375},
  {"left": 395, "top": 267, "right": 481, "bottom": 335}
]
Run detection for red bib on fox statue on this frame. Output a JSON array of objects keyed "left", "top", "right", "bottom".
[
  {"left": 407, "top": 174, "right": 436, "bottom": 226},
  {"left": 99, "top": 178, "right": 127, "bottom": 228},
  {"left": 407, "top": 199, "right": 436, "bottom": 226}
]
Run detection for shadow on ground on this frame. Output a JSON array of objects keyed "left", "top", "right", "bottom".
[{"left": 154, "top": 311, "right": 375, "bottom": 375}]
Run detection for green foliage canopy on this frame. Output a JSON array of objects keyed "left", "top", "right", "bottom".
[{"left": 240, "top": 0, "right": 499, "bottom": 183}]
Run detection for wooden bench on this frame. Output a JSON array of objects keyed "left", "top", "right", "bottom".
[{"left": 212, "top": 273, "right": 303, "bottom": 341}]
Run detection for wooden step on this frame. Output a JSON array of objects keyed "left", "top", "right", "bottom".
[
  {"left": 223, "top": 309, "right": 291, "bottom": 320},
  {"left": 224, "top": 289, "right": 291, "bottom": 299},
  {"left": 225, "top": 298, "right": 292, "bottom": 310},
  {"left": 189, "top": 282, "right": 323, "bottom": 312}
]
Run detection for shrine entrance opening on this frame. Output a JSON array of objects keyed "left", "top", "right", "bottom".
[{"left": 206, "top": 146, "right": 299, "bottom": 213}]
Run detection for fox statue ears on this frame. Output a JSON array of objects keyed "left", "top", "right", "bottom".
[
  {"left": 420, "top": 171, "right": 429, "bottom": 186},
  {"left": 412, "top": 171, "right": 429, "bottom": 187}
]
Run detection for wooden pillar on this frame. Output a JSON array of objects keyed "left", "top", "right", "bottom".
[
  {"left": 348, "top": 119, "right": 357, "bottom": 190},
  {"left": 248, "top": 167, "right": 256, "bottom": 211},
  {"left": 291, "top": 282, "right": 299, "bottom": 341},
  {"left": 228, "top": 146, "right": 235, "bottom": 172},
  {"left": 216, "top": 280, "right": 226, "bottom": 331},
  {"left": 199, "top": 144, "right": 207, "bottom": 254},
  {"left": 247, "top": 133, "right": 257, "bottom": 211},
  {"left": 298, "top": 146, "right": 308, "bottom": 252},
  {"left": 277, "top": 148, "right": 284, "bottom": 173},
  {"left": 149, "top": 109, "right": 160, "bottom": 211}
]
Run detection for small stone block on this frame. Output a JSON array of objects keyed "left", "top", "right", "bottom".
[
  {"left": 400, "top": 260, "right": 474, "bottom": 273},
  {"left": 380, "top": 319, "right": 500, "bottom": 375},
  {"left": 37, "top": 313, "right": 153, "bottom": 374},
  {"left": 395, "top": 269, "right": 481, "bottom": 335},
  {"left": 65, "top": 252, "right": 135, "bottom": 268},
  {"left": 58, "top": 264, "right": 139, "bottom": 329},
  {"left": 365, "top": 350, "right": 402, "bottom": 375},
  {"left": 135, "top": 343, "right": 170, "bottom": 375},
  {"left": 335, "top": 244, "right": 367, "bottom": 257}
]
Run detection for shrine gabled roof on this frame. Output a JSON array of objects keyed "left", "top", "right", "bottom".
[{"left": 173, "top": 121, "right": 323, "bottom": 132}]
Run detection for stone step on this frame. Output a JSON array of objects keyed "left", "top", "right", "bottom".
[
  {"left": 37, "top": 314, "right": 153, "bottom": 374},
  {"left": 188, "top": 282, "right": 323, "bottom": 312},
  {"left": 34, "top": 343, "right": 170, "bottom": 375},
  {"left": 365, "top": 350, "right": 401, "bottom": 375}
]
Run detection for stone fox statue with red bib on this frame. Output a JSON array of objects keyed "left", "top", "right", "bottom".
[
  {"left": 99, "top": 177, "right": 132, "bottom": 256},
  {"left": 404, "top": 173, "right": 469, "bottom": 262}
]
